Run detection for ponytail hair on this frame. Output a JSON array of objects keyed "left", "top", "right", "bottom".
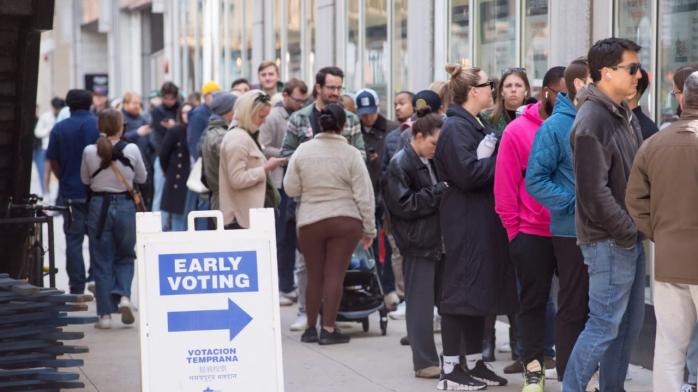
[
  {"left": 411, "top": 113, "right": 443, "bottom": 139},
  {"left": 96, "top": 108, "right": 124, "bottom": 170},
  {"left": 319, "top": 103, "right": 346, "bottom": 133},
  {"left": 444, "top": 63, "right": 482, "bottom": 106}
]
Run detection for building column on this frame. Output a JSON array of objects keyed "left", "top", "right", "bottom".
[
  {"left": 408, "top": 0, "right": 433, "bottom": 90},
  {"left": 315, "top": 0, "right": 335, "bottom": 69},
  {"left": 252, "top": 0, "right": 265, "bottom": 75},
  {"left": 550, "top": 0, "right": 593, "bottom": 66}
]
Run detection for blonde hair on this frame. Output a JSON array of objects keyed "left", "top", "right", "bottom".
[
  {"left": 233, "top": 89, "right": 272, "bottom": 131},
  {"left": 444, "top": 64, "right": 482, "bottom": 105},
  {"left": 122, "top": 91, "right": 140, "bottom": 104},
  {"left": 429, "top": 81, "right": 449, "bottom": 110}
]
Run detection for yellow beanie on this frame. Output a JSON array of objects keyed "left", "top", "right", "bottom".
[{"left": 201, "top": 81, "right": 221, "bottom": 96}]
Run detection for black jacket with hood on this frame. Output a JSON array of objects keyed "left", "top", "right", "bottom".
[{"left": 571, "top": 84, "right": 643, "bottom": 247}]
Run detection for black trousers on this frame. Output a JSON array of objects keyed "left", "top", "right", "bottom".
[
  {"left": 552, "top": 236, "right": 589, "bottom": 381},
  {"left": 509, "top": 233, "right": 556, "bottom": 366},
  {"left": 441, "top": 314, "right": 484, "bottom": 357},
  {"left": 404, "top": 256, "right": 439, "bottom": 369}
]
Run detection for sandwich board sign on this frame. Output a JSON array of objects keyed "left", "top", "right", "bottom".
[{"left": 136, "top": 209, "right": 284, "bottom": 391}]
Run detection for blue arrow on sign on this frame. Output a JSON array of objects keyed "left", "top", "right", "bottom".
[{"left": 167, "top": 299, "right": 253, "bottom": 341}]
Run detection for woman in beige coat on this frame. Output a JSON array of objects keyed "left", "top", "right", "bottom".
[
  {"left": 219, "top": 90, "right": 286, "bottom": 229},
  {"left": 284, "top": 103, "right": 376, "bottom": 345}
]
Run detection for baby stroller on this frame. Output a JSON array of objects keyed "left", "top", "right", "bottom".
[{"left": 335, "top": 243, "right": 388, "bottom": 335}]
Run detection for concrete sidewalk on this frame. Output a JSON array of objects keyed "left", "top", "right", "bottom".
[{"left": 62, "top": 301, "right": 652, "bottom": 392}]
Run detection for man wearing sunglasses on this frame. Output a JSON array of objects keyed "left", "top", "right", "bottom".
[{"left": 564, "top": 38, "right": 645, "bottom": 392}]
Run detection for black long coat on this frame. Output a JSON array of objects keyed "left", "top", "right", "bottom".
[
  {"left": 433, "top": 104, "right": 518, "bottom": 316},
  {"left": 159, "top": 125, "right": 190, "bottom": 214}
]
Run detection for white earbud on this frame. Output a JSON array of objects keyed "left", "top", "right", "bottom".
[
  {"left": 606, "top": 73, "right": 613, "bottom": 79},
  {"left": 545, "top": 92, "right": 549, "bottom": 99}
]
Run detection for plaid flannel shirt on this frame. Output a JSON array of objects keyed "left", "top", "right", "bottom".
[{"left": 280, "top": 103, "right": 366, "bottom": 159}]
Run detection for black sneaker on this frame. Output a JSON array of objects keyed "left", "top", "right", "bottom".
[
  {"left": 400, "top": 336, "right": 410, "bottom": 346},
  {"left": 318, "top": 328, "right": 350, "bottom": 345},
  {"left": 470, "top": 360, "right": 507, "bottom": 386},
  {"left": 300, "top": 327, "right": 318, "bottom": 343},
  {"left": 437, "top": 365, "right": 487, "bottom": 391}
]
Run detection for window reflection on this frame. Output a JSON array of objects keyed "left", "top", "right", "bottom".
[
  {"left": 287, "top": 0, "right": 301, "bottom": 80},
  {"left": 393, "top": 0, "right": 409, "bottom": 95},
  {"left": 346, "top": 0, "right": 360, "bottom": 93},
  {"left": 229, "top": 0, "right": 243, "bottom": 83},
  {"left": 365, "top": 0, "right": 389, "bottom": 114},
  {"left": 449, "top": 0, "right": 471, "bottom": 68},
  {"left": 657, "top": 0, "right": 698, "bottom": 126},
  {"left": 477, "top": 0, "right": 517, "bottom": 78},
  {"left": 615, "top": 0, "right": 653, "bottom": 113},
  {"left": 523, "top": 0, "right": 549, "bottom": 84}
]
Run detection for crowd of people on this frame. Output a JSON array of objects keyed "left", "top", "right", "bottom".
[{"left": 35, "top": 37, "right": 698, "bottom": 392}]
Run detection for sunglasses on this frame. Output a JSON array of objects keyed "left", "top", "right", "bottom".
[
  {"left": 612, "top": 63, "right": 642, "bottom": 75},
  {"left": 474, "top": 80, "right": 495, "bottom": 89}
]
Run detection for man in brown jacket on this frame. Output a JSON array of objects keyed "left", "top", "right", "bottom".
[{"left": 626, "top": 70, "right": 698, "bottom": 392}]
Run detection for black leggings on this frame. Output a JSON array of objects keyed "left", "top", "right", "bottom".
[{"left": 441, "top": 314, "right": 485, "bottom": 357}]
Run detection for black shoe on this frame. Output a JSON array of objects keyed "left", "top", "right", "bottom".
[
  {"left": 301, "top": 327, "right": 318, "bottom": 343},
  {"left": 503, "top": 359, "right": 524, "bottom": 374},
  {"left": 400, "top": 336, "right": 410, "bottom": 346},
  {"left": 319, "top": 328, "right": 350, "bottom": 345},
  {"left": 470, "top": 360, "right": 508, "bottom": 386},
  {"left": 481, "top": 338, "right": 495, "bottom": 362},
  {"left": 437, "top": 364, "right": 486, "bottom": 391}
]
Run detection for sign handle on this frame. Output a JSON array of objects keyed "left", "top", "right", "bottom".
[{"left": 187, "top": 210, "right": 225, "bottom": 231}]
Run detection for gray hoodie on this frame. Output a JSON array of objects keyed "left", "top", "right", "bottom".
[{"left": 570, "top": 84, "right": 643, "bottom": 247}]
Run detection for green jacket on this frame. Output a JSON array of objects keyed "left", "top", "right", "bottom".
[
  {"left": 199, "top": 117, "right": 229, "bottom": 210},
  {"left": 280, "top": 103, "right": 366, "bottom": 159}
]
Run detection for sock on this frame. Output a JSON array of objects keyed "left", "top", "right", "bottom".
[
  {"left": 526, "top": 359, "right": 542, "bottom": 372},
  {"left": 442, "top": 355, "right": 460, "bottom": 374},
  {"left": 465, "top": 353, "right": 482, "bottom": 370}
]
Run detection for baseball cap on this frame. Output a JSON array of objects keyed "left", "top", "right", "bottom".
[
  {"left": 355, "top": 88, "right": 379, "bottom": 116},
  {"left": 413, "top": 90, "right": 442, "bottom": 115},
  {"left": 201, "top": 81, "right": 222, "bottom": 96}
]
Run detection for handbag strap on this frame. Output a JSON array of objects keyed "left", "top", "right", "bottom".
[{"left": 110, "top": 162, "right": 134, "bottom": 195}]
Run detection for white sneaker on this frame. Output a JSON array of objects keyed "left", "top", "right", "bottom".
[
  {"left": 389, "top": 301, "right": 406, "bottom": 320},
  {"left": 118, "top": 297, "right": 135, "bottom": 325},
  {"left": 498, "top": 342, "right": 512, "bottom": 353},
  {"left": 280, "top": 289, "right": 298, "bottom": 302},
  {"left": 289, "top": 313, "right": 308, "bottom": 331},
  {"left": 86, "top": 282, "right": 96, "bottom": 295},
  {"left": 384, "top": 291, "right": 400, "bottom": 310},
  {"left": 279, "top": 296, "right": 294, "bottom": 306},
  {"left": 95, "top": 315, "right": 111, "bottom": 329},
  {"left": 585, "top": 371, "right": 599, "bottom": 392}
]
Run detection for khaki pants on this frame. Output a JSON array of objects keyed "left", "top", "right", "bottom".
[
  {"left": 653, "top": 281, "right": 698, "bottom": 391},
  {"left": 386, "top": 233, "right": 405, "bottom": 298}
]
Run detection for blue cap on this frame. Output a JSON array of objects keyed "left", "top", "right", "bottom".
[{"left": 354, "top": 88, "right": 379, "bottom": 116}]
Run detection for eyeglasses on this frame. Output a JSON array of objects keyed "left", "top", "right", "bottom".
[
  {"left": 474, "top": 80, "right": 495, "bottom": 89},
  {"left": 611, "top": 63, "right": 642, "bottom": 75},
  {"left": 501, "top": 67, "right": 527, "bottom": 74},
  {"left": 323, "top": 85, "right": 344, "bottom": 92},
  {"left": 255, "top": 93, "right": 271, "bottom": 104}
]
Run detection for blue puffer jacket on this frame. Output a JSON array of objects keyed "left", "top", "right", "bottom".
[{"left": 525, "top": 92, "right": 577, "bottom": 237}]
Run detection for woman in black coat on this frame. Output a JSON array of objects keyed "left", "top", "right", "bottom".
[
  {"left": 159, "top": 103, "right": 192, "bottom": 231},
  {"left": 432, "top": 64, "right": 514, "bottom": 390}
]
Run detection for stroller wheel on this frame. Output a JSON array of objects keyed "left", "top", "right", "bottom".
[
  {"left": 379, "top": 308, "right": 388, "bottom": 336},
  {"left": 362, "top": 318, "right": 369, "bottom": 332}
]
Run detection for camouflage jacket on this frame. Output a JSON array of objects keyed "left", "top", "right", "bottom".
[{"left": 280, "top": 103, "right": 366, "bottom": 159}]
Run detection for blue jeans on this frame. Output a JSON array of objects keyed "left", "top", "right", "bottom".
[
  {"left": 33, "top": 147, "right": 45, "bottom": 194},
  {"left": 688, "top": 323, "right": 698, "bottom": 384},
  {"left": 58, "top": 198, "right": 91, "bottom": 294},
  {"left": 563, "top": 239, "right": 645, "bottom": 392},
  {"left": 152, "top": 157, "right": 165, "bottom": 212},
  {"left": 87, "top": 195, "right": 136, "bottom": 316},
  {"left": 162, "top": 212, "right": 187, "bottom": 231}
]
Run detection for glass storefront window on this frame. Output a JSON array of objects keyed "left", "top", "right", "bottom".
[
  {"left": 476, "top": 0, "right": 517, "bottom": 79},
  {"left": 522, "top": 0, "right": 549, "bottom": 85},
  {"left": 449, "top": 0, "right": 471, "bottom": 68},
  {"left": 287, "top": 0, "right": 302, "bottom": 80},
  {"left": 657, "top": 0, "right": 697, "bottom": 126},
  {"left": 306, "top": 0, "right": 316, "bottom": 86},
  {"left": 244, "top": 0, "right": 254, "bottom": 79},
  {"left": 186, "top": 0, "right": 198, "bottom": 93},
  {"left": 229, "top": 0, "right": 244, "bottom": 83},
  {"left": 346, "top": 0, "right": 360, "bottom": 94},
  {"left": 615, "top": 0, "right": 654, "bottom": 115},
  {"left": 273, "top": 0, "right": 283, "bottom": 75},
  {"left": 393, "top": 0, "right": 408, "bottom": 96},
  {"left": 365, "top": 0, "right": 389, "bottom": 115}
]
